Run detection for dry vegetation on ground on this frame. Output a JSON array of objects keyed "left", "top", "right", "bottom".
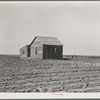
[{"left": 0, "top": 55, "right": 100, "bottom": 92}]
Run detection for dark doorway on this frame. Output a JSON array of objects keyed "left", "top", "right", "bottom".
[
  {"left": 47, "top": 46, "right": 54, "bottom": 59},
  {"left": 28, "top": 48, "right": 30, "bottom": 57}
]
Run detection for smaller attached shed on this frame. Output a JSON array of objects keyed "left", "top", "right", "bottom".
[
  {"left": 20, "top": 45, "right": 30, "bottom": 58},
  {"left": 20, "top": 36, "right": 63, "bottom": 59}
]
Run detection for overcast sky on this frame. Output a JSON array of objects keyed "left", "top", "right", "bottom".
[{"left": 0, "top": 1, "right": 100, "bottom": 55}]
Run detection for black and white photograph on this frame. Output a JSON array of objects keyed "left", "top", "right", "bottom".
[{"left": 0, "top": 1, "right": 100, "bottom": 96}]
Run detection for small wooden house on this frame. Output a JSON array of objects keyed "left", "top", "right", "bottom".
[{"left": 20, "top": 36, "right": 63, "bottom": 59}]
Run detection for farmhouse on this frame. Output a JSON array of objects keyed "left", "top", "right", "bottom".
[{"left": 20, "top": 36, "right": 63, "bottom": 59}]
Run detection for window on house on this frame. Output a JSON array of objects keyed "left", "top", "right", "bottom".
[
  {"left": 35, "top": 47, "right": 37, "bottom": 54},
  {"left": 23, "top": 50, "right": 24, "bottom": 54},
  {"left": 54, "top": 48, "right": 57, "bottom": 54}
]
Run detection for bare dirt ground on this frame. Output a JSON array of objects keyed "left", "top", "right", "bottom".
[{"left": 0, "top": 55, "right": 100, "bottom": 92}]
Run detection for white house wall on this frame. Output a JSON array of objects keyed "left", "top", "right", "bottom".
[{"left": 30, "top": 38, "right": 43, "bottom": 59}]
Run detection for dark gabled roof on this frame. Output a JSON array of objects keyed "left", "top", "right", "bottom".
[{"left": 30, "top": 36, "right": 63, "bottom": 46}]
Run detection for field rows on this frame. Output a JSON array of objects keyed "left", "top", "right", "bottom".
[{"left": 0, "top": 56, "right": 100, "bottom": 92}]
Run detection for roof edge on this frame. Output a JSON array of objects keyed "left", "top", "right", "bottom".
[
  {"left": 35, "top": 36, "right": 57, "bottom": 39},
  {"left": 29, "top": 36, "right": 37, "bottom": 46},
  {"left": 43, "top": 44, "right": 63, "bottom": 46}
]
